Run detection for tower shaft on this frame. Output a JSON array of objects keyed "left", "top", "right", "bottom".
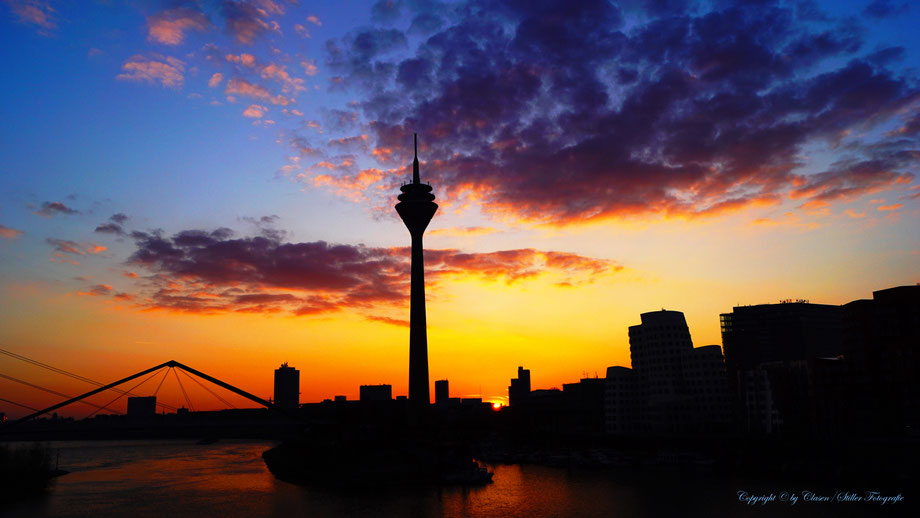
[{"left": 408, "top": 231, "right": 429, "bottom": 405}]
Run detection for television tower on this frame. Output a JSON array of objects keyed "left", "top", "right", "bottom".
[{"left": 395, "top": 134, "right": 438, "bottom": 408}]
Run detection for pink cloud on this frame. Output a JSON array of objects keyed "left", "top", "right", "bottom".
[
  {"left": 301, "top": 60, "right": 318, "bottom": 76},
  {"left": 4, "top": 0, "right": 55, "bottom": 30},
  {"left": 313, "top": 168, "right": 386, "bottom": 201},
  {"left": 117, "top": 54, "right": 185, "bottom": 88},
  {"left": 224, "top": 77, "right": 291, "bottom": 105},
  {"left": 226, "top": 53, "right": 257, "bottom": 67},
  {"left": 306, "top": 15, "right": 321, "bottom": 26},
  {"left": 844, "top": 209, "right": 866, "bottom": 218},
  {"left": 242, "top": 104, "right": 267, "bottom": 118},
  {"left": 260, "top": 63, "right": 305, "bottom": 94},
  {"left": 147, "top": 7, "right": 210, "bottom": 45},
  {"left": 0, "top": 224, "right": 24, "bottom": 239},
  {"left": 877, "top": 203, "right": 903, "bottom": 211},
  {"left": 208, "top": 72, "right": 223, "bottom": 88},
  {"left": 254, "top": 0, "right": 285, "bottom": 15}
]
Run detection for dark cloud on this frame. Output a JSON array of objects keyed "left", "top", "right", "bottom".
[
  {"left": 121, "top": 227, "right": 619, "bottom": 315},
  {"left": 371, "top": 0, "right": 403, "bottom": 24},
  {"left": 34, "top": 201, "right": 80, "bottom": 217},
  {"left": 241, "top": 214, "right": 287, "bottom": 241},
  {"left": 95, "top": 223, "right": 125, "bottom": 235},
  {"left": 323, "top": 108, "right": 360, "bottom": 130},
  {"left": 325, "top": 28, "right": 408, "bottom": 88},
  {"left": 110, "top": 213, "right": 129, "bottom": 224},
  {"left": 46, "top": 238, "right": 106, "bottom": 264},
  {"left": 790, "top": 156, "right": 914, "bottom": 203},
  {"left": 408, "top": 13, "right": 444, "bottom": 35},
  {"left": 221, "top": 0, "right": 279, "bottom": 44},
  {"left": 862, "top": 0, "right": 909, "bottom": 19},
  {"left": 312, "top": 0, "right": 918, "bottom": 225},
  {"left": 288, "top": 135, "right": 322, "bottom": 157},
  {"left": 327, "top": 134, "right": 370, "bottom": 153},
  {"left": 46, "top": 238, "right": 82, "bottom": 255}
]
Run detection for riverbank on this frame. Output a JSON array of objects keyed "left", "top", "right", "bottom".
[{"left": 0, "top": 443, "right": 67, "bottom": 499}]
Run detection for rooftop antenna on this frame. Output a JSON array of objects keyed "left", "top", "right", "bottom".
[{"left": 412, "top": 133, "right": 420, "bottom": 184}]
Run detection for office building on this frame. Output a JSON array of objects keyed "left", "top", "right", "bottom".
[
  {"left": 434, "top": 379, "right": 449, "bottom": 405},
  {"left": 273, "top": 363, "right": 300, "bottom": 410},
  {"left": 127, "top": 396, "right": 157, "bottom": 417},
  {"left": 508, "top": 366, "right": 531, "bottom": 407},
  {"left": 360, "top": 384, "right": 393, "bottom": 402}
]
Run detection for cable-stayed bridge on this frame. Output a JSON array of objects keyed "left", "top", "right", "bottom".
[{"left": 0, "top": 347, "right": 294, "bottom": 436}]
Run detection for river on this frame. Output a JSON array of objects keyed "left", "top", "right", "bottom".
[{"left": 2, "top": 440, "right": 912, "bottom": 517}]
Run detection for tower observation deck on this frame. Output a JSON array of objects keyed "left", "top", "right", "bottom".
[{"left": 395, "top": 134, "right": 438, "bottom": 408}]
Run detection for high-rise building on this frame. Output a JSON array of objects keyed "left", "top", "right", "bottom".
[
  {"left": 434, "top": 379, "right": 449, "bottom": 405},
  {"left": 616, "top": 310, "right": 731, "bottom": 434},
  {"left": 843, "top": 285, "right": 920, "bottom": 436},
  {"left": 604, "top": 366, "right": 637, "bottom": 434},
  {"left": 508, "top": 366, "right": 531, "bottom": 407},
  {"left": 720, "top": 301, "right": 844, "bottom": 435},
  {"left": 395, "top": 134, "right": 438, "bottom": 408},
  {"left": 720, "top": 301, "right": 844, "bottom": 375},
  {"left": 680, "top": 345, "right": 732, "bottom": 431},
  {"left": 273, "top": 363, "right": 300, "bottom": 410},
  {"left": 127, "top": 396, "right": 157, "bottom": 416},
  {"left": 629, "top": 310, "right": 693, "bottom": 398},
  {"left": 360, "top": 384, "right": 393, "bottom": 402},
  {"left": 561, "top": 377, "right": 606, "bottom": 433}
]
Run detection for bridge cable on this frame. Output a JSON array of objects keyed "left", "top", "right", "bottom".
[
  {"left": 152, "top": 366, "right": 170, "bottom": 397},
  {"left": 84, "top": 367, "right": 163, "bottom": 420},
  {"left": 0, "top": 346, "right": 178, "bottom": 412},
  {"left": 0, "top": 372, "right": 124, "bottom": 415},
  {"left": 0, "top": 397, "right": 39, "bottom": 412},
  {"left": 173, "top": 368, "right": 195, "bottom": 412},
  {"left": 178, "top": 368, "right": 237, "bottom": 409}
]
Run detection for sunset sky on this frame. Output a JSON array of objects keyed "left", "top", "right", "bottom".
[{"left": 1, "top": 0, "right": 918, "bottom": 417}]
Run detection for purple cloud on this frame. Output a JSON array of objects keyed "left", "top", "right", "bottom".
[
  {"left": 34, "top": 201, "right": 80, "bottom": 217},
  {"left": 310, "top": 0, "right": 918, "bottom": 225},
  {"left": 119, "top": 227, "right": 619, "bottom": 315}
]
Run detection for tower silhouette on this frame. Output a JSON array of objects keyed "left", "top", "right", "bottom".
[{"left": 396, "top": 134, "right": 438, "bottom": 408}]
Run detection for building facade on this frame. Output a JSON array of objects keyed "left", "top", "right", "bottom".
[{"left": 604, "top": 310, "right": 731, "bottom": 434}]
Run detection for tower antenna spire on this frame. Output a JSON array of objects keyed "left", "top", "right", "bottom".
[{"left": 413, "top": 133, "right": 420, "bottom": 184}]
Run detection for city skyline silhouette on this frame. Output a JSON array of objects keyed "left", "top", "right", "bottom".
[
  {"left": 2, "top": 1, "right": 919, "bottom": 416},
  {"left": 1, "top": 0, "right": 919, "bottom": 514}
]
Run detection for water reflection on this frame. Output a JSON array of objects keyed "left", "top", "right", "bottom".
[{"left": 2, "top": 440, "right": 912, "bottom": 518}]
